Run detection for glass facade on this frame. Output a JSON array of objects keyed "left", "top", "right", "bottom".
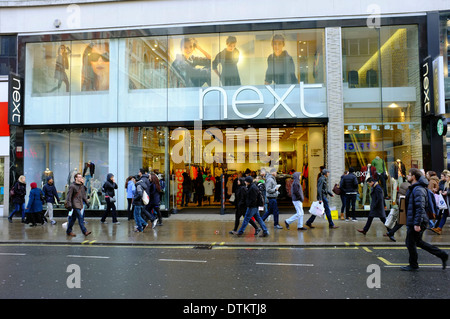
[
  {"left": 342, "top": 25, "right": 422, "bottom": 206},
  {"left": 24, "top": 29, "right": 327, "bottom": 125},
  {"left": 19, "top": 21, "right": 427, "bottom": 212},
  {"left": 24, "top": 127, "right": 168, "bottom": 210},
  {"left": 0, "top": 35, "right": 17, "bottom": 75}
]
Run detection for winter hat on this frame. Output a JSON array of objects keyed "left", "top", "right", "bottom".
[
  {"left": 322, "top": 169, "right": 330, "bottom": 175},
  {"left": 30, "top": 182, "right": 37, "bottom": 189},
  {"left": 245, "top": 176, "right": 253, "bottom": 184}
]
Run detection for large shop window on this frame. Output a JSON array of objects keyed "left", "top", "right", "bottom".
[
  {"left": 342, "top": 25, "right": 422, "bottom": 208},
  {"left": 24, "top": 29, "right": 326, "bottom": 125},
  {"left": 23, "top": 127, "right": 169, "bottom": 210}
]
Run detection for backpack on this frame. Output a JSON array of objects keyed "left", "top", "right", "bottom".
[
  {"left": 425, "top": 188, "right": 439, "bottom": 219},
  {"left": 256, "top": 185, "right": 265, "bottom": 207}
]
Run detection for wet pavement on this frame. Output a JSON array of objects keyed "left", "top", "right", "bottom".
[{"left": 2, "top": 210, "right": 449, "bottom": 247}]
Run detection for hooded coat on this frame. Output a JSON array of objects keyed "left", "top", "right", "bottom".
[
  {"left": 26, "top": 184, "right": 44, "bottom": 213},
  {"left": 291, "top": 172, "right": 304, "bottom": 202},
  {"left": 369, "top": 182, "right": 385, "bottom": 218},
  {"left": 103, "top": 173, "right": 118, "bottom": 198}
]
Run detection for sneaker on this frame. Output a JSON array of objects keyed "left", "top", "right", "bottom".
[
  {"left": 274, "top": 224, "right": 283, "bottom": 229},
  {"left": 401, "top": 265, "right": 418, "bottom": 271},
  {"left": 284, "top": 221, "right": 290, "bottom": 230},
  {"left": 152, "top": 219, "right": 158, "bottom": 229},
  {"left": 51, "top": 220, "right": 57, "bottom": 225},
  {"left": 352, "top": 218, "right": 358, "bottom": 222},
  {"left": 254, "top": 228, "right": 261, "bottom": 236},
  {"left": 113, "top": 221, "right": 120, "bottom": 225},
  {"left": 101, "top": 221, "right": 107, "bottom": 224}
]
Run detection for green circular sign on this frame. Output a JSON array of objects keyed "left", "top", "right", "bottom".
[{"left": 437, "top": 118, "right": 447, "bottom": 136}]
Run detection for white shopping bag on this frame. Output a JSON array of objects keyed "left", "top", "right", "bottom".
[
  {"left": 310, "top": 201, "right": 324, "bottom": 218},
  {"left": 436, "top": 193, "right": 448, "bottom": 210},
  {"left": 384, "top": 208, "right": 398, "bottom": 229}
]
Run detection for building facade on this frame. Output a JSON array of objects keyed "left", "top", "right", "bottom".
[{"left": 2, "top": 0, "right": 450, "bottom": 216}]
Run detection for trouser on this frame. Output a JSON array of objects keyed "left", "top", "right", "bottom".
[
  {"left": 363, "top": 216, "right": 386, "bottom": 232},
  {"left": 133, "top": 205, "right": 148, "bottom": 232},
  {"left": 345, "top": 193, "right": 357, "bottom": 219},
  {"left": 101, "top": 197, "right": 118, "bottom": 223},
  {"left": 262, "top": 198, "right": 280, "bottom": 226},
  {"left": 405, "top": 224, "right": 447, "bottom": 268},
  {"left": 67, "top": 208, "right": 88, "bottom": 235},
  {"left": 127, "top": 198, "right": 134, "bottom": 220},
  {"left": 307, "top": 197, "right": 335, "bottom": 227},
  {"left": 44, "top": 202, "right": 54, "bottom": 221},
  {"left": 9, "top": 203, "right": 25, "bottom": 219},
  {"left": 233, "top": 207, "right": 257, "bottom": 231},
  {"left": 286, "top": 201, "right": 304, "bottom": 227},
  {"left": 238, "top": 207, "right": 268, "bottom": 235}
]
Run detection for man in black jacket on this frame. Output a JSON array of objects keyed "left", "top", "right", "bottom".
[
  {"left": 232, "top": 176, "right": 269, "bottom": 237},
  {"left": 340, "top": 167, "right": 358, "bottom": 221},
  {"left": 402, "top": 168, "right": 448, "bottom": 271}
]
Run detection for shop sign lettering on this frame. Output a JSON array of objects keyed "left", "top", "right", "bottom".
[
  {"left": 199, "top": 83, "right": 324, "bottom": 120},
  {"left": 344, "top": 142, "right": 379, "bottom": 152},
  {"left": 422, "top": 59, "right": 431, "bottom": 114},
  {"left": 8, "top": 73, "right": 24, "bottom": 126}
]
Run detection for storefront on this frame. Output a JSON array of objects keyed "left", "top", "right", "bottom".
[{"left": 11, "top": 14, "right": 439, "bottom": 214}]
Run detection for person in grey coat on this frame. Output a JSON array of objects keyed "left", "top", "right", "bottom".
[
  {"left": 357, "top": 177, "right": 386, "bottom": 234},
  {"left": 284, "top": 172, "right": 307, "bottom": 230}
]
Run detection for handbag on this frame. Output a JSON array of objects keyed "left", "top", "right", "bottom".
[
  {"left": 332, "top": 184, "right": 341, "bottom": 195},
  {"left": 229, "top": 193, "right": 235, "bottom": 203},
  {"left": 142, "top": 190, "right": 149, "bottom": 205},
  {"left": 310, "top": 201, "right": 324, "bottom": 217}
]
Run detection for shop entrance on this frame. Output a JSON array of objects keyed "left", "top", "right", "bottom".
[{"left": 169, "top": 124, "right": 325, "bottom": 211}]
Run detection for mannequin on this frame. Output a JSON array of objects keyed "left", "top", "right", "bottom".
[
  {"left": 389, "top": 159, "right": 406, "bottom": 204},
  {"left": 361, "top": 163, "right": 372, "bottom": 208},
  {"left": 83, "top": 161, "right": 96, "bottom": 193},
  {"left": 371, "top": 156, "right": 388, "bottom": 198}
]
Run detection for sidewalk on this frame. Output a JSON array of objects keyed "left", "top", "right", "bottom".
[{"left": 2, "top": 211, "right": 449, "bottom": 247}]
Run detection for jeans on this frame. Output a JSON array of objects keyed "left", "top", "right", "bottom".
[
  {"left": 405, "top": 224, "right": 447, "bottom": 268},
  {"left": 306, "top": 197, "right": 335, "bottom": 227},
  {"left": 286, "top": 201, "right": 304, "bottom": 227},
  {"left": 238, "top": 207, "right": 268, "bottom": 235},
  {"left": 133, "top": 205, "right": 148, "bottom": 232},
  {"left": 345, "top": 193, "right": 357, "bottom": 219},
  {"left": 262, "top": 198, "right": 280, "bottom": 226},
  {"left": 67, "top": 208, "right": 87, "bottom": 235},
  {"left": 9, "top": 203, "right": 25, "bottom": 219}
]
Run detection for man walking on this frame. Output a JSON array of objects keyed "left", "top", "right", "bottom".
[
  {"left": 402, "top": 168, "right": 448, "bottom": 271},
  {"left": 43, "top": 177, "right": 60, "bottom": 225},
  {"left": 306, "top": 169, "right": 338, "bottom": 229},
  {"left": 66, "top": 173, "right": 91, "bottom": 237},
  {"left": 262, "top": 168, "right": 283, "bottom": 229},
  {"left": 232, "top": 176, "right": 269, "bottom": 237},
  {"left": 340, "top": 167, "right": 358, "bottom": 221}
]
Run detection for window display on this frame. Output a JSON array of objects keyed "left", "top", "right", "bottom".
[{"left": 342, "top": 25, "right": 422, "bottom": 208}]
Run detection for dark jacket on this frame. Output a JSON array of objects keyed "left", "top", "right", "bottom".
[
  {"left": 43, "top": 178, "right": 59, "bottom": 204},
  {"left": 235, "top": 178, "right": 247, "bottom": 211},
  {"left": 369, "top": 183, "right": 385, "bottom": 218},
  {"left": 12, "top": 181, "right": 26, "bottom": 205},
  {"left": 246, "top": 182, "right": 259, "bottom": 208},
  {"left": 149, "top": 182, "right": 160, "bottom": 207},
  {"left": 405, "top": 176, "right": 429, "bottom": 227},
  {"left": 182, "top": 172, "right": 192, "bottom": 192},
  {"left": 26, "top": 187, "right": 44, "bottom": 213},
  {"left": 291, "top": 172, "right": 304, "bottom": 202},
  {"left": 66, "top": 182, "right": 88, "bottom": 210},
  {"left": 140, "top": 173, "right": 151, "bottom": 195},
  {"left": 102, "top": 173, "right": 118, "bottom": 198},
  {"left": 340, "top": 172, "right": 358, "bottom": 194},
  {"left": 317, "top": 175, "right": 333, "bottom": 201}
]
